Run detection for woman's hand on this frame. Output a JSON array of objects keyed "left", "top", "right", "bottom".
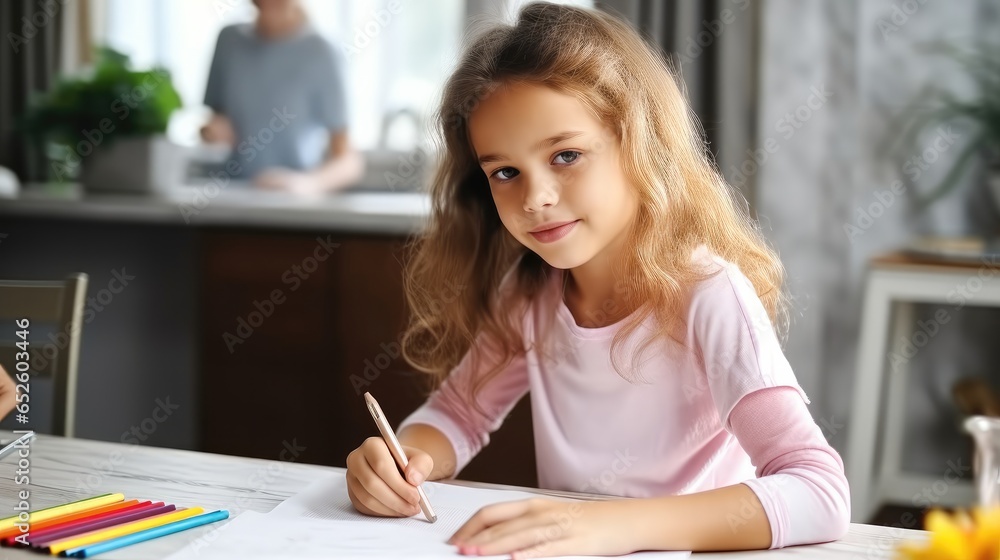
[
  {"left": 448, "top": 498, "right": 644, "bottom": 558},
  {"left": 200, "top": 113, "right": 237, "bottom": 147},
  {"left": 345, "top": 436, "right": 435, "bottom": 518},
  {"left": 253, "top": 167, "right": 322, "bottom": 195}
]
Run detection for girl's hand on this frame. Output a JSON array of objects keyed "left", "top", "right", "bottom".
[
  {"left": 345, "top": 436, "right": 434, "bottom": 518},
  {"left": 448, "top": 498, "right": 642, "bottom": 558},
  {"left": 0, "top": 365, "right": 15, "bottom": 420}
]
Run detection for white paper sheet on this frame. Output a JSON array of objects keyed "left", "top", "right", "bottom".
[{"left": 166, "top": 473, "right": 690, "bottom": 559}]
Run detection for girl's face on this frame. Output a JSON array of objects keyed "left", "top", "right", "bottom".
[{"left": 468, "top": 82, "right": 639, "bottom": 271}]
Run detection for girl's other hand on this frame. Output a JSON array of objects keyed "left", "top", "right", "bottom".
[
  {"left": 448, "top": 498, "right": 641, "bottom": 558},
  {"left": 346, "top": 436, "right": 434, "bottom": 518},
  {"left": 0, "top": 365, "right": 15, "bottom": 420}
]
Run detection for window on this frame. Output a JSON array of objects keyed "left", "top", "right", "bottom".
[
  {"left": 506, "top": 0, "right": 593, "bottom": 17},
  {"left": 101, "top": 0, "right": 465, "bottom": 151}
]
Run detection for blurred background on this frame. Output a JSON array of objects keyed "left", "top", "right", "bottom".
[{"left": 1, "top": 0, "right": 999, "bottom": 528}]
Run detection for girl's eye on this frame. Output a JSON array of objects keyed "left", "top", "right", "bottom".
[
  {"left": 491, "top": 167, "right": 519, "bottom": 181},
  {"left": 553, "top": 150, "right": 581, "bottom": 165}
]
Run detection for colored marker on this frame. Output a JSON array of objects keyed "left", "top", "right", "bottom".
[
  {"left": 22, "top": 502, "right": 155, "bottom": 546},
  {"left": 0, "top": 494, "right": 124, "bottom": 532},
  {"left": 47, "top": 507, "right": 203, "bottom": 555},
  {"left": 65, "top": 510, "right": 230, "bottom": 558},
  {"left": 0, "top": 500, "right": 142, "bottom": 543},
  {"left": 31, "top": 503, "right": 173, "bottom": 549}
]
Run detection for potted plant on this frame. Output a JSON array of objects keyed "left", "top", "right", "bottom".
[
  {"left": 23, "top": 47, "right": 184, "bottom": 194},
  {"left": 894, "top": 42, "right": 1000, "bottom": 211}
]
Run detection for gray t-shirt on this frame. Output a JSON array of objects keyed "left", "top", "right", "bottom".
[{"left": 204, "top": 23, "right": 348, "bottom": 179}]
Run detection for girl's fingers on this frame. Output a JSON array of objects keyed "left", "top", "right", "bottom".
[
  {"left": 510, "top": 537, "right": 577, "bottom": 560},
  {"left": 475, "top": 525, "right": 554, "bottom": 557},
  {"left": 360, "top": 454, "right": 421, "bottom": 516},
  {"left": 449, "top": 499, "right": 536, "bottom": 545},
  {"left": 364, "top": 441, "right": 423, "bottom": 505},
  {"left": 348, "top": 472, "right": 411, "bottom": 518},
  {"left": 347, "top": 477, "right": 382, "bottom": 517},
  {"left": 403, "top": 449, "right": 434, "bottom": 485},
  {"left": 460, "top": 515, "right": 547, "bottom": 554}
]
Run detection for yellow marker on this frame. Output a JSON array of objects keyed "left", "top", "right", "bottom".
[
  {"left": 47, "top": 507, "right": 204, "bottom": 555},
  {"left": 0, "top": 494, "right": 124, "bottom": 532}
]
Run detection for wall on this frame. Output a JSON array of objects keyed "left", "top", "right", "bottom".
[{"left": 756, "top": 0, "right": 1000, "bottom": 483}]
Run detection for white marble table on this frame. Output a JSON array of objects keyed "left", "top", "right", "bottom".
[{"left": 0, "top": 431, "right": 927, "bottom": 559}]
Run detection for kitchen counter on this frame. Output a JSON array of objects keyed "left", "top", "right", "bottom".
[
  {"left": 0, "top": 181, "right": 438, "bottom": 456},
  {"left": 0, "top": 182, "right": 431, "bottom": 234}
]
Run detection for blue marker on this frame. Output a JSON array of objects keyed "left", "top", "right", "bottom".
[{"left": 64, "top": 509, "right": 230, "bottom": 557}]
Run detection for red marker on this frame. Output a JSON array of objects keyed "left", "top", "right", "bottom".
[
  {"left": 0, "top": 500, "right": 143, "bottom": 545},
  {"left": 19, "top": 502, "right": 162, "bottom": 547},
  {"left": 32, "top": 504, "right": 176, "bottom": 550}
]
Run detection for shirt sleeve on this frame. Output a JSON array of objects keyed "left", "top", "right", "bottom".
[
  {"left": 203, "top": 26, "right": 232, "bottom": 112},
  {"left": 314, "top": 41, "right": 349, "bottom": 132},
  {"left": 397, "top": 338, "right": 530, "bottom": 477},
  {"left": 690, "top": 262, "right": 849, "bottom": 547},
  {"left": 691, "top": 262, "right": 810, "bottom": 428},
  {"left": 731, "top": 387, "right": 851, "bottom": 548}
]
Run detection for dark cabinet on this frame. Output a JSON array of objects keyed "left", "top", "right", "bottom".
[{"left": 197, "top": 229, "right": 537, "bottom": 487}]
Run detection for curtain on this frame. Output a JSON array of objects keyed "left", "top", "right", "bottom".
[
  {"left": 0, "top": 0, "right": 70, "bottom": 182},
  {"left": 596, "top": 0, "right": 760, "bottom": 206}
]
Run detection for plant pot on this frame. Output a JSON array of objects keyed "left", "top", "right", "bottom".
[{"left": 80, "top": 135, "right": 184, "bottom": 194}]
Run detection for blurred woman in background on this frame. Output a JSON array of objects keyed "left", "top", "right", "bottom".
[{"left": 200, "top": 0, "right": 364, "bottom": 194}]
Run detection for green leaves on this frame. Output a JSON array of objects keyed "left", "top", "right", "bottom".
[
  {"left": 22, "top": 46, "right": 183, "bottom": 145},
  {"left": 893, "top": 41, "right": 1000, "bottom": 208}
]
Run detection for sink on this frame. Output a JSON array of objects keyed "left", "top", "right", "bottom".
[{"left": 354, "top": 147, "right": 436, "bottom": 193}]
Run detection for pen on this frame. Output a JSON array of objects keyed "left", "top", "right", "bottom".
[
  {"left": 363, "top": 392, "right": 437, "bottom": 523},
  {"left": 0, "top": 431, "right": 34, "bottom": 462}
]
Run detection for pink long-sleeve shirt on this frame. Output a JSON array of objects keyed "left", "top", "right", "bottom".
[{"left": 398, "top": 246, "right": 851, "bottom": 548}]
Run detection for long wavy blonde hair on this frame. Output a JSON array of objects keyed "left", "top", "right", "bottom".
[{"left": 402, "top": 2, "right": 788, "bottom": 403}]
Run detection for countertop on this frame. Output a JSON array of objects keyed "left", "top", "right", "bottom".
[{"left": 0, "top": 182, "right": 431, "bottom": 235}]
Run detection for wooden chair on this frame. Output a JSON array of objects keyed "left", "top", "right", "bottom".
[{"left": 0, "top": 274, "right": 88, "bottom": 437}]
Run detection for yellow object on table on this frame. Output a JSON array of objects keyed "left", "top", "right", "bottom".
[
  {"left": 0, "top": 493, "right": 125, "bottom": 531},
  {"left": 896, "top": 508, "right": 1000, "bottom": 560},
  {"left": 47, "top": 507, "right": 204, "bottom": 555}
]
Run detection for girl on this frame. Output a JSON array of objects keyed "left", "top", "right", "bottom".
[
  {"left": 0, "top": 364, "right": 14, "bottom": 421},
  {"left": 346, "top": 2, "right": 850, "bottom": 557}
]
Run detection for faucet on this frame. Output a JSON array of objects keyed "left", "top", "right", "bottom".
[{"left": 378, "top": 108, "right": 422, "bottom": 152}]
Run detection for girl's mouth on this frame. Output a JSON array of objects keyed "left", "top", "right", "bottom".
[{"left": 528, "top": 220, "right": 580, "bottom": 243}]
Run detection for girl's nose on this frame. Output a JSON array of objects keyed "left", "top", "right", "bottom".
[{"left": 522, "top": 175, "right": 559, "bottom": 213}]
